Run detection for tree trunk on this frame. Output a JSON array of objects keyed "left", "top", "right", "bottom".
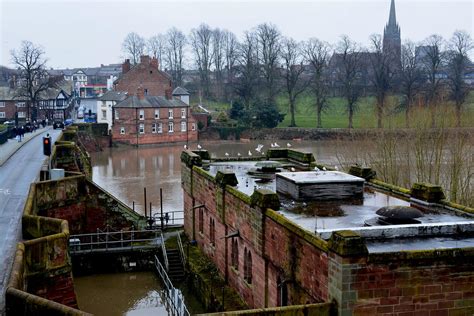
[
  {"left": 456, "top": 102, "right": 462, "bottom": 127},
  {"left": 348, "top": 104, "right": 354, "bottom": 129},
  {"left": 377, "top": 98, "right": 384, "bottom": 129},
  {"left": 405, "top": 100, "right": 410, "bottom": 128},
  {"left": 317, "top": 104, "right": 322, "bottom": 129},
  {"left": 289, "top": 97, "right": 296, "bottom": 127}
]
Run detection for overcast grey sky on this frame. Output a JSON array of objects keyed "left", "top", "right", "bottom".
[{"left": 1, "top": 0, "right": 473, "bottom": 69}]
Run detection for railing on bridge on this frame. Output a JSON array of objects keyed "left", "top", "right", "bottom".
[
  {"left": 154, "top": 255, "right": 190, "bottom": 316},
  {"left": 69, "top": 228, "right": 161, "bottom": 254},
  {"left": 150, "top": 210, "right": 185, "bottom": 228}
]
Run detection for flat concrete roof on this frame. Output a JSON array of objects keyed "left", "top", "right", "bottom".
[{"left": 277, "top": 171, "right": 365, "bottom": 184}]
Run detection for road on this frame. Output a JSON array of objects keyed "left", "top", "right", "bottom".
[{"left": 0, "top": 128, "right": 61, "bottom": 315}]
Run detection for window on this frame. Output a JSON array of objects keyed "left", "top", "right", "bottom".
[
  {"left": 144, "top": 88, "right": 148, "bottom": 95},
  {"left": 18, "top": 112, "right": 26, "bottom": 118},
  {"left": 168, "top": 109, "right": 173, "bottom": 119},
  {"left": 0, "top": 101, "right": 5, "bottom": 107},
  {"left": 17, "top": 102, "right": 25, "bottom": 108},
  {"left": 139, "top": 109, "right": 144, "bottom": 120},
  {"left": 154, "top": 109, "right": 160, "bottom": 119},
  {"left": 157, "top": 122, "right": 163, "bottom": 133},
  {"left": 120, "top": 127, "right": 125, "bottom": 134},
  {"left": 139, "top": 123, "right": 145, "bottom": 134},
  {"left": 168, "top": 121, "right": 173, "bottom": 133},
  {"left": 231, "top": 239, "right": 239, "bottom": 270},
  {"left": 152, "top": 123, "right": 157, "bottom": 133},
  {"left": 181, "top": 109, "right": 186, "bottom": 118},
  {"left": 198, "top": 208, "right": 204, "bottom": 233},
  {"left": 0, "top": 112, "right": 5, "bottom": 118},
  {"left": 101, "top": 101, "right": 106, "bottom": 107},
  {"left": 181, "top": 121, "right": 186, "bottom": 132},
  {"left": 209, "top": 218, "right": 215, "bottom": 246},
  {"left": 192, "top": 123, "right": 196, "bottom": 131},
  {"left": 115, "top": 109, "right": 119, "bottom": 120},
  {"left": 102, "top": 110, "right": 106, "bottom": 119},
  {"left": 244, "top": 248, "right": 252, "bottom": 284}
]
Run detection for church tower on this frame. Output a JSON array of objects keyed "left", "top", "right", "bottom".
[{"left": 383, "top": 0, "right": 401, "bottom": 69}]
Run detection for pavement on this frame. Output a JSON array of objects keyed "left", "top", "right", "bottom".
[{"left": 0, "top": 127, "right": 61, "bottom": 315}]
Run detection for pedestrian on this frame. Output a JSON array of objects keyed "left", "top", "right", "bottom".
[
  {"left": 45, "top": 118, "right": 49, "bottom": 126},
  {"left": 20, "top": 126, "right": 24, "bottom": 141},
  {"left": 165, "top": 213, "right": 170, "bottom": 225}
]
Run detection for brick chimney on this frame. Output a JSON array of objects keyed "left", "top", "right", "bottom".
[
  {"left": 150, "top": 57, "right": 159, "bottom": 69},
  {"left": 136, "top": 86, "right": 145, "bottom": 100},
  {"left": 165, "top": 88, "right": 172, "bottom": 100},
  {"left": 122, "top": 59, "right": 130, "bottom": 74},
  {"left": 140, "top": 55, "right": 150, "bottom": 65}
]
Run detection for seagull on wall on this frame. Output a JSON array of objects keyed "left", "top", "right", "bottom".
[
  {"left": 274, "top": 142, "right": 280, "bottom": 147},
  {"left": 287, "top": 143, "right": 292, "bottom": 148},
  {"left": 248, "top": 150, "right": 252, "bottom": 156},
  {"left": 225, "top": 152, "right": 229, "bottom": 157},
  {"left": 197, "top": 144, "right": 202, "bottom": 149},
  {"left": 237, "top": 152, "right": 241, "bottom": 157},
  {"left": 184, "top": 144, "right": 188, "bottom": 150},
  {"left": 255, "top": 144, "right": 264, "bottom": 153}
]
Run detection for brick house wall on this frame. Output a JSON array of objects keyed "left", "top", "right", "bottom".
[
  {"left": 114, "top": 56, "right": 172, "bottom": 96},
  {"left": 181, "top": 150, "right": 474, "bottom": 315},
  {"left": 112, "top": 106, "right": 198, "bottom": 145},
  {"left": 0, "top": 101, "right": 16, "bottom": 120}
]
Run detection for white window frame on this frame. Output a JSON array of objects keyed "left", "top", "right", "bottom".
[
  {"left": 168, "top": 121, "right": 174, "bottom": 133},
  {"left": 139, "top": 123, "right": 145, "bottom": 134},
  {"left": 152, "top": 123, "right": 157, "bottom": 133},
  {"left": 181, "top": 121, "right": 186, "bottom": 132},
  {"left": 102, "top": 110, "right": 106, "bottom": 119},
  {"left": 0, "top": 101, "right": 5, "bottom": 107},
  {"left": 101, "top": 101, "right": 106, "bottom": 107},
  {"left": 115, "top": 109, "right": 119, "bottom": 120},
  {"left": 120, "top": 127, "right": 125, "bottom": 134},
  {"left": 181, "top": 109, "right": 186, "bottom": 118},
  {"left": 18, "top": 111, "right": 26, "bottom": 118},
  {"left": 157, "top": 122, "right": 163, "bottom": 133},
  {"left": 0, "top": 112, "right": 5, "bottom": 118},
  {"left": 139, "top": 109, "right": 144, "bottom": 120},
  {"left": 17, "top": 102, "right": 25, "bottom": 108},
  {"left": 168, "top": 109, "right": 173, "bottom": 119},
  {"left": 154, "top": 109, "right": 160, "bottom": 119}
]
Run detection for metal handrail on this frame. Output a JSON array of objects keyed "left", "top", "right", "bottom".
[
  {"left": 154, "top": 255, "right": 190, "bottom": 316},
  {"left": 177, "top": 232, "right": 186, "bottom": 267},
  {"left": 161, "top": 232, "right": 169, "bottom": 271}
]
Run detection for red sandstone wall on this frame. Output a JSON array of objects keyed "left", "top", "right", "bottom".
[
  {"left": 28, "top": 273, "right": 78, "bottom": 309},
  {"left": 350, "top": 260, "right": 474, "bottom": 315}
]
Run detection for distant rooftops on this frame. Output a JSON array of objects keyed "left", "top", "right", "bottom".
[
  {"left": 172, "top": 86, "right": 189, "bottom": 96},
  {"left": 114, "top": 95, "right": 189, "bottom": 108},
  {"left": 99, "top": 90, "right": 128, "bottom": 102}
]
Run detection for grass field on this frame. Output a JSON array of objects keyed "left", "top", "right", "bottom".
[{"left": 193, "top": 91, "right": 474, "bottom": 129}]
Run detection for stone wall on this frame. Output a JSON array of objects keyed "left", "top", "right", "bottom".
[{"left": 181, "top": 149, "right": 474, "bottom": 315}]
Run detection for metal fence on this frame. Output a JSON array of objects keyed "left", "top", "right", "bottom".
[{"left": 154, "top": 255, "right": 190, "bottom": 316}]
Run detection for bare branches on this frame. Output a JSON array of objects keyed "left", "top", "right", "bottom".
[
  {"left": 122, "top": 32, "right": 145, "bottom": 65},
  {"left": 147, "top": 34, "right": 166, "bottom": 69},
  {"left": 190, "top": 24, "right": 214, "bottom": 98},
  {"left": 256, "top": 23, "right": 281, "bottom": 103},
  {"left": 165, "top": 27, "right": 186, "bottom": 86}
]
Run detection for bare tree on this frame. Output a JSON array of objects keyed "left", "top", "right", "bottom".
[
  {"left": 336, "top": 35, "right": 363, "bottom": 129},
  {"left": 122, "top": 32, "right": 145, "bottom": 65},
  {"left": 235, "top": 31, "right": 259, "bottom": 110},
  {"left": 281, "top": 38, "right": 309, "bottom": 127},
  {"left": 369, "top": 34, "right": 393, "bottom": 128},
  {"left": 256, "top": 23, "right": 281, "bottom": 103},
  {"left": 190, "top": 23, "right": 214, "bottom": 98},
  {"left": 212, "top": 28, "right": 226, "bottom": 100},
  {"left": 446, "top": 30, "right": 473, "bottom": 127},
  {"left": 147, "top": 34, "right": 166, "bottom": 69},
  {"left": 223, "top": 30, "right": 239, "bottom": 101},
  {"left": 420, "top": 34, "right": 445, "bottom": 126},
  {"left": 11, "top": 41, "right": 53, "bottom": 122},
  {"left": 400, "top": 40, "right": 423, "bottom": 127},
  {"left": 164, "top": 27, "right": 186, "bottom": 86},
  {"left": 303, "top": 38, "right": 331, "bottom": 128}
]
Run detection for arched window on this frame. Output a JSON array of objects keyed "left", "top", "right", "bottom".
[
  {"left": 244, "top": 248, "right": 252, "bottom": 284},
  {"left": 198, "top": 208, "right": 204, "bottom": 233},
  {"left": 231, "top": 239, "right": 238, "bottom": 270}
]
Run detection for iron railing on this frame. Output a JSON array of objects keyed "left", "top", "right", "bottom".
[
  {"left": 177, "top": 232, "right": 186, "bottom": 268},
  {"left": 161, "top": 232, "right": 169, "bottom": 271},
  {"left": 154, "top": 255, "right": 190, "bottom": 316}
]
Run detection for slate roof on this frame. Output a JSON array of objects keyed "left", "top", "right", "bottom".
[
  {"left": 114, "top": 96, "right": 189, "bottom": 108},
  {"left": 99, "top": 90, "right": 128, "bottom": 102},
  {"left": 172, "top": 86, "right": 189, "bottom": 96}
]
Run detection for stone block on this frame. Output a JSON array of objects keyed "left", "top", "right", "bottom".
[
  {"left": 348, "top": 165, "right": 376, "bottom": 180},
  {"left": 411, "top": 182, "right": 446, "bottom": 203},
  {"left": 216, "top": 170, "right": 238, "bottom": 188},
  {"left": 250, "top": 189, "right": 280, "bottom": 211},
  {"left": 327, "top": 230, "right": 368, "bottom": 257}
]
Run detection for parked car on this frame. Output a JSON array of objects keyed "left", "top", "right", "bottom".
[
  {"left": 53, "top": 121, "right": 64, "bottom": 129},
  {"left": 64, "top": 119, "right": 74, "bottom": 126}
]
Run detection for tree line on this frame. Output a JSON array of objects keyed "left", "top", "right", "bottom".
[{"left": 122, "top": 25, "right": 473, "bottom": 129}]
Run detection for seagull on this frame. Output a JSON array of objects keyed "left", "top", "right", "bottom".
[
  {"left": 261, "top": 151, "right": 265, "bottom": 155},
  {"left": 197, "top": 144, "right": 202, "bottom": 149},
  {"left": 322, "top": 166, "right": 327, "bottom": 171},
  {"left": 314, "top": 166, "right": 320, "bottom": 171},
  {"left": 184, "top": 144, "right": 188, "bottom": 150},
  {"left": 334, "top": 166, "right": 339, "bottom": 171},
  {"left": 255, "top": 144, "right": 264, "bottom": 153},
  {"left": 287, "top": 143, "right": 292, "bottom": 148},
  {"left": 290, "top": 167, "right": 296, "bottom": 172},
  {"left": 274, "top": 142, "right": 280, "bottom": 147},
  {"left": 237, "top": 152, "right": 241, "bottom": 157},
  {"left": 248, "top": 150, "right": 252, "bottom": 156},
  {"left": 271, "top": 143, "right": 275, "bottom": 148},
  {"left": 225, "top": 152, "right": 229, "bottom": 156}
]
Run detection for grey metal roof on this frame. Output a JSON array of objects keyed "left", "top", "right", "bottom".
[
  {"left": 100, "top": 90, "right": 128, "bottom": 101},
  {"left": 114, "top": 96, "right": 189, "bottom": 108},
  {"left": 172, "top": 86, "right": 189, "bottom": 96}
]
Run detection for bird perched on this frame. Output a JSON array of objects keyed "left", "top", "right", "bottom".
[
  {"left": 197, "top": 144, "right": 202, "bottom": 149},
  {"left": 322, "top": 166, "right": 327, "bottom": 171},
  {"left": 255, "top": 144, "right": 264, "bottom": 153},
  {"left": 270, "top": 143, "right": 275, "bottom": 148},
  {"left": 225, "top": 152, "right": 229, "bottom": 156},
  {"left": 314, "top": 166, "right": 320, "bottom": 171},
  {"left": 184, "top": 144, "right": 188, "bottom": 150},
  {"left": 248, "top": 150, "right": 252, "bottom": 156},
  {"left": 290, "top": 167, "right": 296, "bottom": 172},
  {"left": 237, "top": 152, "right": 241, "bottom": 157},
  {"left": 274, "top": 142, "right": 280, "bottom": 147},
  {"left": 287, "top": 143, "right": 292, "bottom": 148}
]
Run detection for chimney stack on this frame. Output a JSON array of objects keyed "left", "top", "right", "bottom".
[
  {"left": 165, "top": 88, "right": 172, "bottom": 100},
  {"left": 150, "top": 57, "right": 159, "bottom": 69},
  {"left": 136, "top": 86, "right": 145, "bottom": 100},
  {"left": 140, "top": 55, "right": 150, "bottom": 65},
  {"left": 122, "top": 59, "right": 130, "bottom": 74}
]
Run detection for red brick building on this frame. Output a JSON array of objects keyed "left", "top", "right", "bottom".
[
  {"left": 112, "top": 87, "right": 198, "bottom": 145},
  {"left": 114, "top": 56, "right": 172, "bottom": 97}
]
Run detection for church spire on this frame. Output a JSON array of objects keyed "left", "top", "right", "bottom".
[{"left": 388, "top": 0, "right": 397, "bottom": 27}]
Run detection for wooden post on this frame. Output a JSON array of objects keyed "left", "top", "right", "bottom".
[{"left": 144, "top": 187, "right": 147, "bottom": 218}]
